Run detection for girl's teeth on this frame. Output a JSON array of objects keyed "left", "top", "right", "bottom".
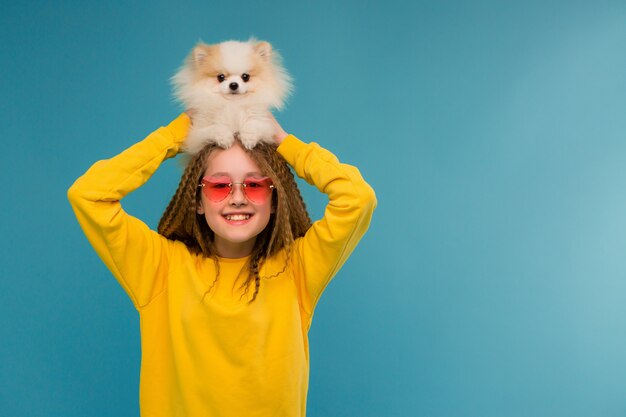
[{"left": 226, "top": 214, "right": 250, "bottom": 221}]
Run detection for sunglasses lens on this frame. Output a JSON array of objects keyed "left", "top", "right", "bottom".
[
  {"left": 201, "top": 177, "right": 231, "bottom": 202},
  {"left": 243, "top": 178, "right": 273, "bottom": 203}
]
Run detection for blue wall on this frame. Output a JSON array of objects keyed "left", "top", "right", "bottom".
[{"left": 2, "top": 0, "right": 626, "bottom": 415}]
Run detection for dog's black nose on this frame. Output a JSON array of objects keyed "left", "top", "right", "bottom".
[{"left": 229, "top": 82, "right": 239, "bottom": 91}]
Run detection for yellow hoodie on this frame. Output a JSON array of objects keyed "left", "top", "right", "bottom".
[{"left": 68, "top": 113, "right": 376, "bottom": 417}]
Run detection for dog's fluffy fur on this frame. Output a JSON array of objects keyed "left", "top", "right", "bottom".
[{"left": 172, "top": 39, "right": 292, "bottom": 152}]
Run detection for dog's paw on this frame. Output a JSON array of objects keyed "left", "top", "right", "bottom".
[
  {"left": 209, "top": 125, "right": 236, "bottom": 149},
  {"left": 239, "top": 120, "right": 275, "bottom": 149},
  {"left": 238, "top": 131, "right": 263, "bottom": 149},
  {"left": 183, "top": 125, "right": 235, "bottom": 153}
]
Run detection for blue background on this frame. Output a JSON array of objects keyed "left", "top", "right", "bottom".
[{"left": 2, "top": 0, "right": 626, "bottom": 416}]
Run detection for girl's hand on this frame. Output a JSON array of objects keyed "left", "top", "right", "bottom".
[
  {"left": 185, "top": 109, "right": 197, "bottom": 125},
  {"left": 267, "top": 113, "right": 289, "bottom": 145}
]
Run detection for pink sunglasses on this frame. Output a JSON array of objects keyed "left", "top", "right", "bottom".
[{"left": 199, "top": 176, "right": 275, "bottom": 203}]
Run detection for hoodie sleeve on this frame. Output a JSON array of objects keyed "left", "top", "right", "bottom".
[
  {"left": 277, "top": 135, "right": 377, "bottom": 316},
  {"left": 67, "top": 113, "right": 190, "bottom": 310}
]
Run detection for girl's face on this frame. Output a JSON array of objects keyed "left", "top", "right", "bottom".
[{"left": 197, "top": 143, "right": 274, "bottom": 258}]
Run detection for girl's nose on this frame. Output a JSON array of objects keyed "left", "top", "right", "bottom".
[{"left": 229, "top": 183, "right": 247, "bottom": 205}]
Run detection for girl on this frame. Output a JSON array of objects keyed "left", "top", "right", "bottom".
[{"left": 68, "top": 112, "right": 376, "bottom": 417}]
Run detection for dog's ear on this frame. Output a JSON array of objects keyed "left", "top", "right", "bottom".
[
  {"left": 191, "top": 43, "right": 214, "bottom": 66},
  {"left": 254, "top": 41, "right": 273, "bottom": 62}
]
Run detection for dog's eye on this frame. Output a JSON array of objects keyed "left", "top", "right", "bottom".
[
  {"left": 217, "top": 74, "right": 225, "bottom": 82},
  {"left": 241, "top": 73, "right": 250, "bottom": 82}
]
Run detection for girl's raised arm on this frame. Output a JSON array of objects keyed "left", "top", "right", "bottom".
[
  {"left": 68, "top": 114, "right": 190, "bottom": 310},
  {"left": 276, "top": 130, "right": 377, "bottom": 317}
]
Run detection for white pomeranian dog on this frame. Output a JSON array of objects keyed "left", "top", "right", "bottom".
[{"left": 172, "top": 39, "right": 292, "bottom": 152}]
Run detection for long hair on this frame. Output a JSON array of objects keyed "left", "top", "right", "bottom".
[{"left": 158, "top": 140, "right": 311, "bottom": 302}]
